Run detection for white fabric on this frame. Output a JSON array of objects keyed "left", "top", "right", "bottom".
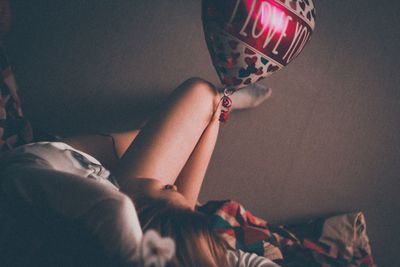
[
  {"left": 0, "top": 142, "right": 143, "bottom": 265},
  {"left": 0, "top": 141, "right": 119, "bottom": 188},
  {"left": 227, "top": 249, "right": 281, "bottom": 267}
]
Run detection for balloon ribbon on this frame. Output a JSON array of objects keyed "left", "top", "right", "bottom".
[{"left": 219, "top": 88, "right": 233, "bottom": 123}]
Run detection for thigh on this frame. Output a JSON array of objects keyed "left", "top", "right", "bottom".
[{"left": 110, "top": 130, "right": 141, "bottom": 158}]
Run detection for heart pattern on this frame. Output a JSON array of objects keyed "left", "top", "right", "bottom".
[
  {"left": 244, "top": 48, "right": 256, "bottom": 55},
  {"left": 267, "top": 64, "right": 279, "bottom": 73},
  {"left": 278, "top": 0, "right": 316, "bottom": 28},
  {"left": 261, "top": 57, "right": 269, "bottom": 65},
  {"left": 204, "top": 30, "right": 285, "bottom": 88}
]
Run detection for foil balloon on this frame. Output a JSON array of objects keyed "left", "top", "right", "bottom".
[{"left": 202, "top": 0, "right": 316, "bottom": 91}]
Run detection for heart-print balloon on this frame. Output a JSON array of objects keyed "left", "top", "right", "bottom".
[{"left": 202, "top": 0, "right": 316, "bottom": 91}]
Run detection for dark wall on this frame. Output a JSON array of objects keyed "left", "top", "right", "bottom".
[{"left": 5, "top": 1, "right": 400, "bottom": 266}]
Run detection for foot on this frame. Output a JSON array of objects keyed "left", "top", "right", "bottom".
[{"left": 221, "top": 83, "right": 272, "bottom": 110}]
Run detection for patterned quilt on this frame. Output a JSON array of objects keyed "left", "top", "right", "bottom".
[
  {"left": 199, "top": 200, "right": 376, "bottom": 267},
  {"left": 0, "top": 46, "right": 32, "bottom": 151}
]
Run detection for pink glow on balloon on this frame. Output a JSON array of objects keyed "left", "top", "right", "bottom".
[
  {"left": 244, "top": 0, "right": 287, "bottom": 34},
  {"left": 262, "top": 4, "right": 286, "bottom": 33}
]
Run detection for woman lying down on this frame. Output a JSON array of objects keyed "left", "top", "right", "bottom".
[{"left": 0, "top": 78, "right": 278, "bottom": 267}]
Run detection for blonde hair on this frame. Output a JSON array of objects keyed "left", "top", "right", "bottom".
[{"left": 136, "top": 198, "right": 229, "bottom": 267}]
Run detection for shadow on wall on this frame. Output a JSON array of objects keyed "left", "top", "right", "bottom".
[
  {"left": 28, "top": 92, "right": 166, "bottom": 136},
  {"left": 5, "top": 0, "right": 209, "bottom": 135}
]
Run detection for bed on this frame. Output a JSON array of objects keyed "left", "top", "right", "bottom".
[{"left": 0, "top": 40, "right": 376, "bottom": 267}]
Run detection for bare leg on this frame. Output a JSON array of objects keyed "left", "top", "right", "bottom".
[
  {"left": 174, "top": 110, "right": 220, "bottom": 206},
  {"left": 114, "top": 78, "right": 221, "bottom": 188}
]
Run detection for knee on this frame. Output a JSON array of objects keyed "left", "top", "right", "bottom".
[
  {"left": 166, "top": 77, "right": 222, "bottom": 123},
  {"left": 179, "top": 77, "right": 221, "bottom": 107},
  {"left": 184, "top": 77, "right": 215, "bottom": 89}
]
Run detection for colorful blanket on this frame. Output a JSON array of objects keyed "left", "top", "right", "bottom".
[
  {"left": 0, "top": 46, "right": 33, "bottom": 151},
  {"left": 1, "top": 1, "right": 34, "bottom": 150},
  {"left": 199, "top": 200, "right": 376, "bottom": 267}
]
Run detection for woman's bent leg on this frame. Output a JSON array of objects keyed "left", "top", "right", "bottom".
[{"left": 115, "top": 78, "right": 221, "bottom": 187}]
